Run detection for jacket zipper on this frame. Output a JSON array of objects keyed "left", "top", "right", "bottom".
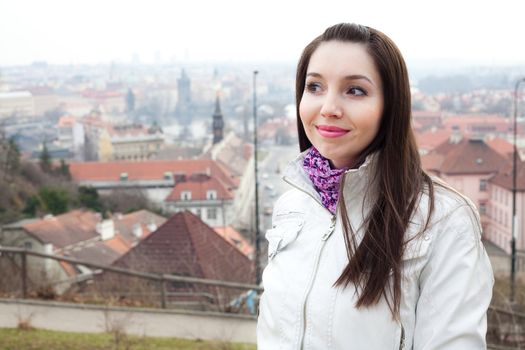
[
  {"left": 298, "top": 216, "right": 336, "bottom": 350},
  {"left": 282, "top": 175, "right": 337, "bottom": 350},
  {"left": 399, "top": 324, "right": 405, "bottom": 350}
]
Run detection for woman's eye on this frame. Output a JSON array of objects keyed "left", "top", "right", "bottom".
[
  {"left": 347, "top": 87, "right": 366, "bottom": 96},
  {"left": 305, "top": 82, "right": 322, "bottom": 93}
]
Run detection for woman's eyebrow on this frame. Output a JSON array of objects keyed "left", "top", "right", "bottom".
[
  {"left": 306, "top": 72, "right": 375, "bottom": 86},
  {"left": 343, "top": 74, "right": 374, "bottom": 86},
  {"left": 306, "top": 72, "right": 323, "bottom": 78}
]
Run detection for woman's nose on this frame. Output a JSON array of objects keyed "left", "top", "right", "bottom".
[{"left": 320, "top": 93, "right": 343, "bottom": 118}]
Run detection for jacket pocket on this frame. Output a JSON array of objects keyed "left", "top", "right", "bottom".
[{"left": 266, "top": 212, "right": 304, "bottom": 260}]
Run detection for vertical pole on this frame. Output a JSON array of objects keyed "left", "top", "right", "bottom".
[
  {"left": 510, "top": 77, "right": 525, "bottom": 303},
  {"left": 21, "top": 252, "right": 28, "bottom": 299},
  {"left": 253, "top": 70, "right": 261, "bottom": 285},
  {"left": 160, "top": 278, "right": 167, "bottom": 309}
]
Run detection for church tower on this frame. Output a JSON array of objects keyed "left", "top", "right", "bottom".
[
  {"left": 212, "top": 94, "right": 224, "bottom": 144},
  {"left": 174, "top": 69, "right": 192, "bottom": 125}
]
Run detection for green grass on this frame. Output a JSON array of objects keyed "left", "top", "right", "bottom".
[{"left": 0, "top": 328, "right": 256, "bottom": 350}]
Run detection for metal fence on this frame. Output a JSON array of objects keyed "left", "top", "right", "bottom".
[
  {"left": 1, "top": 246, "right": 524, "bottom": 348},
  {"left": 0, "top": 246, "right": 261, "bottom": 313}
]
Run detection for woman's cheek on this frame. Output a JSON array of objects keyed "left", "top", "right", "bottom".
[{"left": 299, "top": 98, "right": 318, "bottom": 124}]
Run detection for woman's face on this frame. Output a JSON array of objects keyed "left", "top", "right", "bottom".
[{"left": 299, "top": 40, "right": 384, "bottom": 169}]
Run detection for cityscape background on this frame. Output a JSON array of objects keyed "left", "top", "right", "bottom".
[{"left": 0, "top": 1, "right": 524, "bottom": 348}]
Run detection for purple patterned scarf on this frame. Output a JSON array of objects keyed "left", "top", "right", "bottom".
[{"left": 303, "top": 147, "right": 348, "bottom": 214}]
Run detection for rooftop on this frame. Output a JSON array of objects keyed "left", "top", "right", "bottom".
[
  {"left": 69, "top": 159, "right": 237, "bottom": 190},
  {"left": 431, "top": 138, "right": 510, "bottom": 175},
  {"left": 112, "top": 211, "right": 254, "bottom": 284}
]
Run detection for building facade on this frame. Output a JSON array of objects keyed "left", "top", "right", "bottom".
[{"left": 0, "top": 91, "right": 34, "bottom": 119}]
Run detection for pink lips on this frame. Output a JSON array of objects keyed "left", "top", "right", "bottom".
[{"left": 315, "top": 125, "right": 350, "bottom": 138}]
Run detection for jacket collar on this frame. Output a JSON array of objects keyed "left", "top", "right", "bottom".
[{"left": 282, "top": 148, "right": 379, "bottom": 206}]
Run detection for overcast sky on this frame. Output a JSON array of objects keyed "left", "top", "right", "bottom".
[{"left": 1, "top": 0, "right": 524, "bottom": 67}]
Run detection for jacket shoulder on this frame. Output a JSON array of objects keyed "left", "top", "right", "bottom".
[
  {"left": 271, "top": 187, "right": 318, "bottom": 220},
  {"left": 417, "top": 179, "right": 482, "bottom": 243}
]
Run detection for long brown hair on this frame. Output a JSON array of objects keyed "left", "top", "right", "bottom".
[{"left": 296, "top": 23, "right": 434, "bottom": 319}]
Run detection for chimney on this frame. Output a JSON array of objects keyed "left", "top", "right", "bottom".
[
  {"left": 96, "top": 219, "right": 115, "bottom": 241},
  {"left": 132, "top": 223, "right": 143, "bottom": 238},
  {"left": 147, "top": 222, "right": 158, "bottom": 233},
  {"left": 449, "top": 126, "right": 462, "bottom": 144},
  {"left": 43, "top": 243, "right": 53, "bottom": 254}
]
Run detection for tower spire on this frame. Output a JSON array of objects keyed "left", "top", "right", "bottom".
[{"left": 212, "top": 92, "right": 224, "bottom": 144}]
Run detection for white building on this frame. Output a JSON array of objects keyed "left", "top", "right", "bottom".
[{"left": 0, "top": 91, "right": 34, "bottom": 119}]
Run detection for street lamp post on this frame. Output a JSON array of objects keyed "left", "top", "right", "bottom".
[
  {"left": 253, "top": 70, "right": 261, "bottom": 285},
  {"left": 510, "top": 77, "right": 525, "bottom": 303}
]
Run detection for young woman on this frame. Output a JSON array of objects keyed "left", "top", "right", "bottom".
[{"left": 257, "top": 23, "right": 494, "bottom": 349}]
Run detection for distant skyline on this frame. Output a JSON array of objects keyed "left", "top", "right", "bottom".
[{"left": 1, "top": 0, "right": 524, "bottom": 67}]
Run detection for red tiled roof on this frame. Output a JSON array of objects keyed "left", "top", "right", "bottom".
[
  {"left": 58, "top": 116, "right": 77, "bottom": 128},
  {"left": 54, "top": 212, "right": 166, "bottom": 274},
  {"left": 22, "top": 210, "right": 99, "bottom": 248},
  {"left": 421, "top": 153, "right": 445, "bottom": 173},
  {"left": 490, "top": 160, "right": 525, "bottom": 191},
  {"left": 104, "top": 234, "right": 131, "bottom": 254},
  {"left": 215, "top": 160, "right": 241, "bottom": 187},
  {"left": 59, "top": 261, "right": 78, "bottom": 277},
  {"left": 112, "top": 211, "right": 254, "bottom": 284},
  {"left": 432, "top": 138, "right": 510, "bottom": 175},
  {"left": 415, "top": 128, "right": 452, "bottom": 152},
  {"left": 442, "top": 114, "right": 510, "bottom": 133},
  {"left": 165, "top": 176, "right": 234, "bottom": 201},
  {"left": 412, "top": 120, "right": 423, "bottom": 131},
  {"left": 112, "top": 210, "right": 166, "bottom": 244},
  {"left": 486, "top": 137, "right": 514, "bottom": 159},
  {"left": 412, "top": 111, "right": 443, "bottom": 129},
  {"left": 69, "top": 159, "right": 237, "bottom": 189},
  {"left": 64, "top": 237, "right": 125, "bottom": 267},
  {"left": 412, "top": 111, "right": 443, "bottom": 119},
  {"left": 81, "top": 114, "right": 110, "bottom": 128},
  {"left": 214, "top": 226, "right": 254, "bottom": 258}
]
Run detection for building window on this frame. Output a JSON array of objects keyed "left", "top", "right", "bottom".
[
  {"left": 120, "top": 172, "right": 128, "bottom": 181},
  {"left": 206, "top": 190, "right": 217, "bottom": 200},
  {"left": 24, "top": 241, "right": 32, "bottom": 250},
  {"left": 207, "top": 208, "right": 217, "bottom": 220},
  {"left": 181, "top": 191, "right": 192, "bottom": 201},
  {"left": 479, "top": 179, "right": 487, "bottom": 192},
  {"left": 479, "top": 202, "right": 487, "bottom": 215},
  {"left": 196, "top": 208, "right": 202, "bottom": 218}
]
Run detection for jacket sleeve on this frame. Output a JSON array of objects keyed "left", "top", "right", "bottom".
[{"left": 413, "top": 204, "right": 494, "bottom": 350}]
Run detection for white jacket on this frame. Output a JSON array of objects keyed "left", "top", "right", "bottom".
[{"left": 257, "top": 151, "right": 494, "bottom": 350}]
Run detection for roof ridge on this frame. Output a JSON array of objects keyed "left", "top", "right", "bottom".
[
  {"left": 188, "top": 211, "right": 255, "bottom": 266},
  {"left": 180, "top": 211, "right": 207, "bottom": 279},
  {"left": 109, "top": 211, "right": 180, "bottom": 267},
  {"left": 181, "top": 211, "right": 253, "bottom": 279}
]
